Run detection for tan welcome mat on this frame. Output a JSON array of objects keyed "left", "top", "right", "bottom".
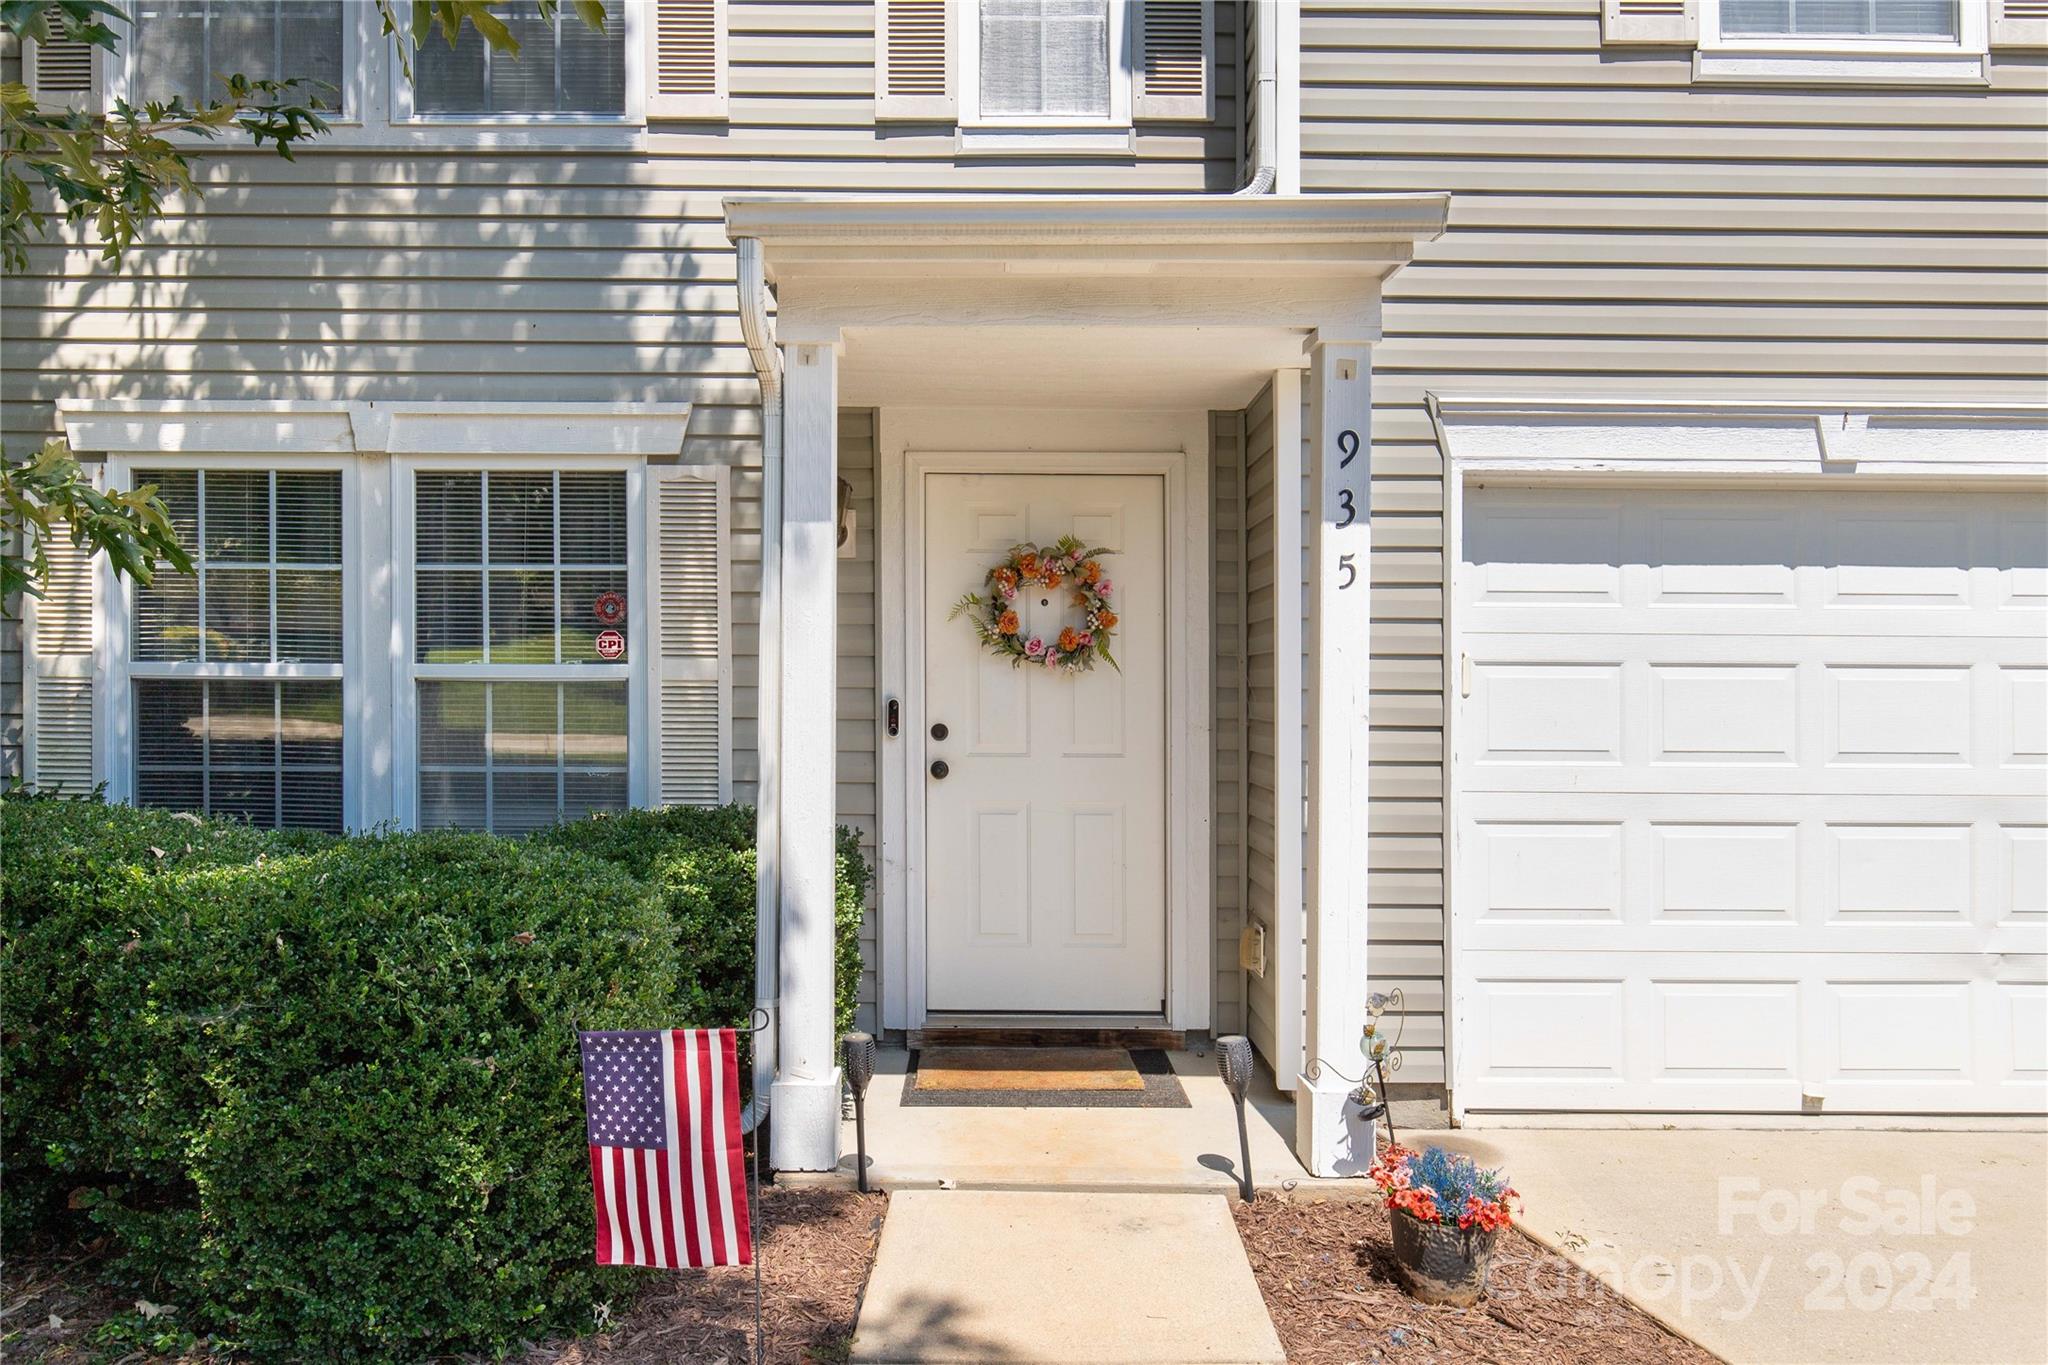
[
  {"left": 915, "top": 1046, "right": 1146, "bottom": 1092},
  {"left": 902, "top": 1047, "right": 1190, "bottom": 1109}
]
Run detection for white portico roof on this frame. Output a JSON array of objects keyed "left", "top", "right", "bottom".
[{"left": 723, "top": 193, "right": 1450, "bottom": 408}]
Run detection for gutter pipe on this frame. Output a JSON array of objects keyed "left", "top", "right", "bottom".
[{"left": 736, "top": 235, "right": 782, "bottom": 1126}]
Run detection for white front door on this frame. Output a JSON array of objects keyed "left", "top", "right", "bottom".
[
  {"left": 1453, "top": 482, "right": 2048, "bottom": 1114},
  {"left": 922, "top": 473, "right": 1168, "bottom": 1013}
]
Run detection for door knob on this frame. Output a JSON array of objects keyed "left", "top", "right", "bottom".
[
  {"left": 930, "top": 760, "right": 950, "bottom": 780},
  {"left": 930, "top": 722, "right": 949, "bottom": 741}
]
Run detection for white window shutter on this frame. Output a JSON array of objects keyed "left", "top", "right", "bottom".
[
  {"left": 1991, "top": 1, "right": 2048, "bottom": 48},
  {"left": 23, "top": 17, "right": 100, "bottom": 111},
  {"left": 876, "top": 0, "right": 956, "bottom": 121},
  {"left": 22, "top": 523, "right": 98, "bottom": 795},
  {"left": 645, "top": 0, "right": 729, "bottom": 121},
  {"left": 1601, "top": 0, "right": 1698, "bottom": 45},
  {"left": 646, "top": 465, "right": 729, "bottom": 807},
  {"left": 1134, "top": 0, "right": 1211, "bottom": 121}
]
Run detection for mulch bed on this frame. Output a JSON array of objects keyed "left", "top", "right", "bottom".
[
  {"left": 1235, "top": 1195, "right": 1715, "bottom": 1365},
  {"left": 524, "top": 1188, "right": 887, "bottom": 1365},
  {"left": 3, "top": 1189, "right": 885, "bottom": 1365}
]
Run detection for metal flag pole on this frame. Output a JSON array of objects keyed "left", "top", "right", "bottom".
[{"left": 741, "top": 1008, "right": 772, "bottom": 1365}]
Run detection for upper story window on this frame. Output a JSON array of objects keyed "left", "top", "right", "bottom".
[
  {"left": 1720, "top": 0, "right": 1957, "bottom": 40},
  {"left": 411, "top": 1, "right": 626, "bottom": 116},
  {"left": 130, "top": 0, "right": 346, "bottom": 109},
  {"left": 979, "top": 0, "right": 1112, "bottom": 119}
]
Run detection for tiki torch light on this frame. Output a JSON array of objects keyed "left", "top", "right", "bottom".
[
  {"left": 1216, "top": 1034, "right": 1256, "bottom": 1203},
  {"left": 841, "top": 1032, "right": 877, "bottom": 1193}
]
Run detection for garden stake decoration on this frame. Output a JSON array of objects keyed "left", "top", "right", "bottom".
[
  {"left": 577, "top": 1010, "right": 772, "bottom": 1365},
  {"left": 843, "top": 1031, "right": 878, "bottom": 1193},
  {"left": 1350, "top": 989, "right": 1405, "bottom": 1147},
  {"left": 1216, "top": 1034, "right": 1258, "bottom": 1202}
]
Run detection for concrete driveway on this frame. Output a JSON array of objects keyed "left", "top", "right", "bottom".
[{"left": 1435, "top": 1127, "right": 2048, "bottom": 1365}]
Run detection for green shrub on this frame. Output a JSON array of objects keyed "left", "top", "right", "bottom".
[
  {"left": 0, "top": 797, "right": 870, "bottom": 1360},
  {"left": 532, "top": 806, "right": 868, "bottom": 1037}
]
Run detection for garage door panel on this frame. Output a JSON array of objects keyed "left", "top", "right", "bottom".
[
  {"left": 1454, "top": 483, "right": 2048, "bottom": 1115},
  {"left": 1457, "top": 952, "right": 2048, "bottom": 1113}
]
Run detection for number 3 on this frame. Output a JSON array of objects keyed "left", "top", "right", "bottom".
[{"left": 1337, "top": 488, "right": 1356, "bottom": 527}]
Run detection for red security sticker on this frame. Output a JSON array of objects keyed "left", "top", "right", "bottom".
[
  {"left": 594, "top": 629, "right": 626, "bottom": 660},
  {"left": 593, "top": 590, "right": 627, "bottom": 625}
]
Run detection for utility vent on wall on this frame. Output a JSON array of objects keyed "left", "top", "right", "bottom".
[
  {"left": 1134, "top": 0, "right": 1211, "bottom": 120},
  {"left": 646, "top": 0, "right": 728, "bottom": 119},
  {"left": 1992, "top": 0, "right": 2048, "bottom": 46},
  {"left": 876, "top": 0, "right": 956, "bottom": 120},
  {"left": 1600, "top": 0, "right": 1698, "bottom": 44},
  {"left": 24, "top": 23, "right": 97, "bottom": 108}
]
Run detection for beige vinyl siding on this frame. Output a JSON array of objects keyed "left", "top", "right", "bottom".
[
  {"left": 1304, "top": 0, "right": 2048, "bottom": 1092},
  {"left": 0, "top": 5, "right": 1239, "bottom": 1018},
  {"left": 1210, "top": 408, "right": 1247, "bottom": 1036},
  {"left": 1240, "top": 378, "right": 1282, "bottom": 1065}
]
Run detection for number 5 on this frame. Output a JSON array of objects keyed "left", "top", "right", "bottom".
[{"left": 1337, "top": 554, "right": 1357, "bottom": 589}]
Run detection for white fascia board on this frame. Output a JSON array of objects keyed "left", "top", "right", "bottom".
[
  {"left": 56, "top": 400, "right": 694, "bottom": 460},
  {"left": 722, "top": 193, "right": 1450, "bottom": 254},
  {"left": 1430, "top": 397, "right": 2048, "bottom": 480}
]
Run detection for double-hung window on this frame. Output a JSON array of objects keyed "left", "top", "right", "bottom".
[
  {"left": 127, "top": 466, "right": 346, "bottom": 833},
  {"left": 409, "top": 0, "right": 627, "bottom": 116},
  {"left": 1720, "top": 0, "right": 1958, "bottom": 40},
  {"left": 961, "top": 0, "right": 1132, "bottom": 129},
  {"left": 1696, "top": 0, "right": 1988, "bottom": 80},
  {"left": 128, "top": 1, "right": 349, "bottom": 112},
  {"left": 410, "top": 468, "right": 636, "bottom": 834}
]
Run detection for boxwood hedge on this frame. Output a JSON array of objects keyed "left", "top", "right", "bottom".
[{"left": 0, "top": 796, "right": 867, "bottom": 1359}]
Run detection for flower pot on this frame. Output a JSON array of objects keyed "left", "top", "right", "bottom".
[{"left": 1389, "top": 1208, "right": 1501, "bottom": 1307}]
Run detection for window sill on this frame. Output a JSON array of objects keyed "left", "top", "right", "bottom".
[
  {"left": 954, "top": 125, "right": 1136, "bottom": 158},
  {"left": 1693, "top": 48, "right": 1988, "bottom": 85}
]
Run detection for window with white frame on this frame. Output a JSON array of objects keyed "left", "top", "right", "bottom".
[
  {"left": 1720, "top": 0, "right": 1957, "bottom": 39},
  {"left": 130, "top": 0, "right": 347, "bottom": 109},
  {"left": 411, "top": 1, "right": 626, "bottom": 115},
  {"left": 129, "top": 468, "right": 345, "bottom": 832},
  {"left": 412, "top": 470, "right": 632, "bottom": 833},
  {"left": 979, "top": 0, "right": 1113, "bottom": 119}
]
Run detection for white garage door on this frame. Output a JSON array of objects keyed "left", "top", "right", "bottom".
[{"left": 1453, "top": 483, "right": 2048, "bottom": 1114}]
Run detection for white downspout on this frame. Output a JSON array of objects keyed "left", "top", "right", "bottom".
[
  {"left": 1234, "top": 0, "right": 1282, "bottom": 196},
  {"left": 736, "top": 236, "right": 783, "bottom": 1121}
]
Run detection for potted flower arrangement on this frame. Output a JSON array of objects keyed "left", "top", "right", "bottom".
[{"left": 1365, "top": 1143, "right": 1518, "bottom": 1307}]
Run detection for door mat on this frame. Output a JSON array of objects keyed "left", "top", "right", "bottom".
[{"left": 901, "top": 1047, "right": 1190, "bottom": 1109}]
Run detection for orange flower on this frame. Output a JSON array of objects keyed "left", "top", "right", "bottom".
[
  {"left": 1095, "top": 609, "right": 1118, "bottom": 631},
  {"left": 1080, "top": 560, "right": 1102, "bottom": 584},
  {"left": 992, "top": 566, "right": 1019, "bottom": 590},
  {"left": 1017, "top": 552, "right": 1041, "bottom": 577},
  {"left": 1041, "top": 570, "right": 1064, "bottom": 589},
  {"left": 1058, "top": 627, "right": 1082, "bottom": 653},
  {"left": 997, "top": 610, "right": 1021, "bottom": 635}
]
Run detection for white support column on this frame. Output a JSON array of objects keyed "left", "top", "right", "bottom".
[
  {"left": 1295, "top": 331, "right": 1378, "bottom": 1177},
  {"left": 770, "top": 338, "right": 845, "bottom": 1173}
]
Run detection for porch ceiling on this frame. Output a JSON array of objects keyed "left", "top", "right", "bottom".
[{"left": 724, "top": 192, "right": 1451, "bottom": 411}]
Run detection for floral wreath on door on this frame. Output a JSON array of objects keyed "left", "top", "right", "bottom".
[{"left": 949, "top": 535, "right": 1119, "bottom": 674}]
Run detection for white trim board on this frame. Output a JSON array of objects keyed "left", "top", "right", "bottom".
[
  {"left": 57, "top": 401, "right": 694, "bottom": 460},
  {"left": 876, "top": 408, "right": 1213, "bottom": 1033}
]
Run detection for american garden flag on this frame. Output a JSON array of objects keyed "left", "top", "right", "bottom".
[{"left": 579, "top": 1029, "right": 753, "bottom": 1268}]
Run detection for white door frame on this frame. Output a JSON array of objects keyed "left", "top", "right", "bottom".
[
  {"left": 878, "top": 441, "right": 1212, "bottom": 1031},
  {"left": 1431, "top": 397, "right": 2048, "bottom": 1121}
]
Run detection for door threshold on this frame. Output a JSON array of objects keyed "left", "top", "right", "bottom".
[{"left": 910, "top": 1015, "right": 1185, "bottom": 1052}]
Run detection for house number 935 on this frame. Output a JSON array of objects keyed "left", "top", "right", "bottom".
[{"left": 1333, "top": 428, "right": 1361, "bottom": 589}]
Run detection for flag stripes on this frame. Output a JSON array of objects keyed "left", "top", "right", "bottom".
[{"left": 582, "top": 1027, "right": 751, "bottom": 1269}]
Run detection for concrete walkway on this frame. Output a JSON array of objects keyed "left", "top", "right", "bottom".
[
  {"left": 851, "top": 1190, "right": 1284, "bottom": 1363},
  {"left": 1437, "top": 1127, "right": 2048, "bottom": 1365},
  {"left": 839, "top": 1048, "right": 1311, "bottom": 1193}
]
